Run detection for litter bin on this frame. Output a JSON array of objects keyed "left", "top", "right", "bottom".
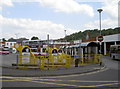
[{"left": 75, "top": 59, "right": 79, "bottom": 67}]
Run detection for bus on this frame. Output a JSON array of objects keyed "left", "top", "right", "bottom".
[
  {"left": 0, "top": 47, "right": 10, "bottom": 55},
  {"left": 110, "top": 45, "right": 120, "bottom": 60}
]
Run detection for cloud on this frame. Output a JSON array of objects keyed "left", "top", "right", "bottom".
[
  {"left": 38, "top": 0, "right": 94, "bottom": 17},
  {"left": 84, "top": 0, "right": 119, "bottom": 30},
  {"left": 0, "top": 0, "right": 14, "bottom": 10},
  {"left": 0, "top": 15, "right": 77, "bottom": 40},
  {"left": 1, "top": 0, "right": 118, "bottom": 40},
  {"left": 84, "top": 18, "right": 118, "bottom": 29},
  {"left": 0, "top": 0, "right": 94, "bottom": 17},
  {"left": 102, "top": 0, "right": 119, "bottom": 19}
]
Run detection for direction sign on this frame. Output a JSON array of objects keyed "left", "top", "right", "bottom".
[{"left": 98, "top": 36, "right": 103, "bottom": 42}]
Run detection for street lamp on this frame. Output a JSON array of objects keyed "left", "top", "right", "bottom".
[
  {"left": 97, "top": 9, "right": 103, "bottom": 55},
  {"left": 64, "top": 30, "right": 66, "bottom": 37},
  {"left": 64, "top": 30, "right": 67, "bottom": 54},
  {"left": 15, "top": 33, "right": 20, "bottom": 39},
  {"left": 97, "top": 9, "right": 103, "bottom": 36}
]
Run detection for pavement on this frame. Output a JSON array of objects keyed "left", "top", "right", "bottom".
[{"left": 1, "top": 54, "right": 105, "bottom": 77}]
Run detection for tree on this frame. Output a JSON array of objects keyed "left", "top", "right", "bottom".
[
  {"left": 31, "top": 36, "right": 39, "bottom": 40},
  {"left": 19, "top": 37, "right": 28, "bottom": 40},
  {"left": 8, "top": 38, "right": 16, "bottom": 41},
  {"left": 61, "top": 27, "right": 120, "bottom": 41},
  {"left": 2, "top": 38, "right": 6, "bottom": 41}
]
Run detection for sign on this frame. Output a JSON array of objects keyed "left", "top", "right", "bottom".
[
  {"left": 98, "top": 36, "right": 103, "bottom": 42},
  {"left": 14, "top": 43, "right": 23, "bottom": 52}
]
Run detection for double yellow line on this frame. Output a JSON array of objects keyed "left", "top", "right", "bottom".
[{"left": 1, "top": 76, "right": 120, "bottom": 87}]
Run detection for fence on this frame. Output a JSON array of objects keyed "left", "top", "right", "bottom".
[
  {"left": 71, "top": 54, "right": 102, "bottom": 66},
  {"left": 14, "top": 54, "right": 72, "bottom": 69}
]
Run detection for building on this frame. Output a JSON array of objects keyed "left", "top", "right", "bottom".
[
  {"left": 75, "top": 34, "right": 120, "bottom": 56},
  {"left": 0, "top": 39, "right": 5, "bottom": 47},
  {"left": 101, "top": 34, "right": 120, "bottom": 55},
  {"left": 63, "top": 34, "right": 120, "bottom": 56},
  {"left": 5, "top": 41, "right": 17, "bottom": 53},
  {"left": 22, "top": 40, "right": 71, "bottom": 53},
  {"left": 5, "top": 41, "right": 16, "bottom": 48}
]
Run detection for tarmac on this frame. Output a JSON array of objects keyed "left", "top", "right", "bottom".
[
  {"left": 1, "top": 54, "right": 105, "bottom": 77},
  {"left": 2, "top": 64, "right": 105, "bottom": 77}
]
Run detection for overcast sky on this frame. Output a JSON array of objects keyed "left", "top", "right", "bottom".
[{"left": 0, "top": 0, "right": 119, "bottom": 40}]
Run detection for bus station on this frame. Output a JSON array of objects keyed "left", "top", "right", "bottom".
[
  {"left": 1, "top": 33, "right": 120, "bottom": 70},
  {"left": 1, "top": 1, "right": 120, "bottom": 87},
  {"left": 1, "top": 33, "right": 119, "bottom": 77},
  {"left": 11, "top": 41, "right": 102, "bottom": 69},
  {"left": 1, "top": 29, "right": 120, "bottom": 88}
]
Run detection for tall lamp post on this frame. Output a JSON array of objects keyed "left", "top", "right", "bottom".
[
  {"left": 15, "top": 33, "right": 20, "bottom": 39},
  {"left": 64, "top": 30, "right": 67, "bottom": 54},
  {"left": 97, "top": 9, "right": 103, "bottom": 54},
  {"left": 97, "top": 9, "right": 103, "bottom": 36},
  {"left": 47, "top": 34, "right": 49, "bottom": 70}
]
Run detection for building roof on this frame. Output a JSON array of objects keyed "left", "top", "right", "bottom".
[
  {"left": 101, "top": 34, "right": 120, "bottom": 42},
  {"left": 79, "top": 42, "right": 99, "bottom": 47}
]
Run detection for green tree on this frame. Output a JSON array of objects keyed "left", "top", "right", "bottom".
[
  {"left": 2, "top": 38, "right": 6, "bottom": 41},
  {"left": 19, "top": 37, "right": 28, "bottom": 40},
  {"left": 8, "top": 38, "right": 16, "bottom": 41},
  {"left": 62, "top": 27, "right": 120, "bottom": 41},
  {"left": 31, "top": 36, "right": 39, "bottom": 40}
]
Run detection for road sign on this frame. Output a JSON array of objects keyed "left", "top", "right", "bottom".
[
  {"left": 98, "top": 36, "right": 103, "bottom": 42},
  {"left": 14, "top": 43, "right": 23, "bottom": 52}
]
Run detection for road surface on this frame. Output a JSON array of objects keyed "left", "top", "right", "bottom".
[{"left": 1, "top": 54, "right": 120, "bottom": 88}]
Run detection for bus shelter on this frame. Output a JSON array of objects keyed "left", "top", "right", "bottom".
[{"left": 79, "top": 42, "right": 101, "bottom": 64}]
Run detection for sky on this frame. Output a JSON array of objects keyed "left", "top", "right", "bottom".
[{"left": 0, "top": 0, "right": 119, "bottom": 40}]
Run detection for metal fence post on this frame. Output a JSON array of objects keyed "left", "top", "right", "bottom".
[{"left": 16, "top": 54, "right": 19, "bottom": 65}]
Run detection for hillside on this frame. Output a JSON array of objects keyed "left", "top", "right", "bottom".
[{"left": 64, "top": 27, "right": 120, "bottom": 41}]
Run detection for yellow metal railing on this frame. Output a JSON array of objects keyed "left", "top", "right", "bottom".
[
  {"left": 14, "top": 43, "right": 102, "bottom": 69},
  {"left": 72, "top": 54, "right": 102, "bottom": 65},
  {"left": 39, "top": 54, "right": 71, "bottom": 69},
  {"left": 17, "top": 53, "right": 71, "bottom": 69}
]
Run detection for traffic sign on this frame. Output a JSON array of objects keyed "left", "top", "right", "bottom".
[{"left": 98, "top": 36, "right": 103, "bottom": 42}]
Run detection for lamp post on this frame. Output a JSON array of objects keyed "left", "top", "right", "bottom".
[
  {"left": 97, "top": 9, "right": 103, "bottom": 55},
  {"left": 15, "top": 33, "right": 20, "bottom": 39},
  {"left": 47, "top": 34, "right": 49, "bottom": 70},
  {"left": 64, "top": 30, "right": 67, "bottom": 54},
  {"left": 64, "top": 30, "right": 67, "bottom": 37},
  {"left": 97, "top": 9, "right": 103, "bottom": 36}
]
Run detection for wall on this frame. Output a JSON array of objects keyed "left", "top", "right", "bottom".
[
  {"left": 5, "top": 42, "right": 16, "bottom": 48},
  {"left": 103, "top": 34, "right": 120, "bottom": 42}
]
